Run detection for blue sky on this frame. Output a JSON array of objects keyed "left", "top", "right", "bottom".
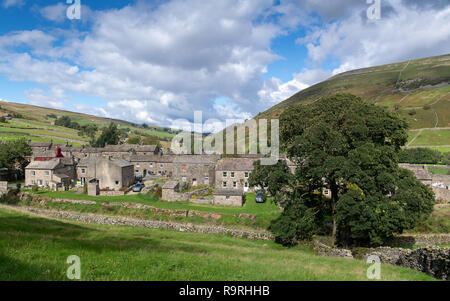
[{"left": 0, "top": 0, "right": 449, "bottom": 129}]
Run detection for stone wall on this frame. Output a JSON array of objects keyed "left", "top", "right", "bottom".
[
  {"left": 0, "top": 181, "right": 8, "bottom": 196},
  {"left": 363, "top": 246, "right": 450, "bottom": 280},
  {"left": 9, "top": 205, "right": 272, "bottom": 241},
  {"left": 433, "top": 187, "right": 450, "bottom": 202}
]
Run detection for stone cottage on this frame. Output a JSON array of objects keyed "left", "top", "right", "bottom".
[
  {"left": 127, "top": 154, "right": 174, "bottom": 178},
  {"left": 76, "top": 155, "right": 134, "bottom": 190},
  {"left": 172, "top": 155, "right": 220, "bottom": 187},
  {"left": 215, "top": 157, "right": 258, "bottom": 192},
  {"left": 25, "top": 157, "right": 76, "bottom": 189}
]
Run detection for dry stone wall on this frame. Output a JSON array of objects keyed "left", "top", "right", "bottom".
[{"left": 11, "top": 205, "right": 273, "bottom": 241}]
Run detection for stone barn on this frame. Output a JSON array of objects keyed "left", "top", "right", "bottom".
[{"left": 213, "top": 189, "right": 244, "bottom": 207}]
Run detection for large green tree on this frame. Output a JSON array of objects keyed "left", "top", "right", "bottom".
[
  {"left": 251, "top": 94, "right": 435, "bottom": 247},
  {"left": 0, "top": 139, "right": 32, "bottom": 177},
  {"left": 92, "top": 123, "right": 121, "bottom": 147}
]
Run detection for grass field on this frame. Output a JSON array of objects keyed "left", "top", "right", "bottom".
[
  {"left": 409, "top": 129, "right": 450, "bottom": 146},
  {"left": 409, "top": 205, "right": 450, "bottom": 234},
  {"left": 428, "top": 167, "right": 449, "bottom": 175},
  {"left": 28, "top": 191, "right": 281, "bottom": 228},
  {"left": 0, "top": 101, "right": 177, "bottom": 144},
  {"left": 0, "top": 206, "right": 436, "bottom": 281}
]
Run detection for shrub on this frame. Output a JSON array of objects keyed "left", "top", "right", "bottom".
[
  {"left": 408, "top": 110, "right": 416, "bottom": 116},
  {"left": 31, "top": 184, "right": 39, "bottom": 192}
]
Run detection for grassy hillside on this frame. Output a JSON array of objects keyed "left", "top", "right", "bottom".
[
  {"left": 0, "top": 101, "right": 177, "bottom": 147},
  {"left": 0, "top": 206, "right": 435, "bottom": 281},
  {"left": 259, "top": 54, "right": 450, "bottom": 148}
]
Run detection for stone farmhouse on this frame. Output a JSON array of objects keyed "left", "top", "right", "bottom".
[
  {"left": 25, "top": 157, "right": 76, "bottom": 190},
  {"left": 77, "top": 156, "right": 134, "bottom": 190},
  {"left": 172, "top": 155, "right": 220, "bottom": 187},
  {"left": 126, "top": 154, "right": 174, "bottom": 178},
  {"left": 215, "top": 157, "right": 258, "bottom": 192}
]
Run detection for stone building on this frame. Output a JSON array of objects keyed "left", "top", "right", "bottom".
[
  {"left": 25, "top": 157, "right": 76, "bottom": 189},
  {"left": 213, "top": 189, "right": 244, "bottom": 207},
  {"left": 162, "top": 181, "right": 180, "bottom": 202},
  {"left": 172, "top": 155, "right": 220, "bottom": 187},
  {"left": 76, "top": 156, "right": 134, "bottom": 190},
  {"left": 215, "top": 157, "right": 258, "bottom": 192},
  {"left": 127, "top": 154, "right": 174, "bottom": 178},
  {"left": 399, "top": 164, "right": 433, "bottom": 185},
  {"left": 101, "top": 144, "right": 160, "bottom": 157}
]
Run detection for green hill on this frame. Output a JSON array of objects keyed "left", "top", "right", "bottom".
[
  {"left": 259, "top": 54, "right": 450, "bottom": 150},
  {"left": 0, "top": 101, "right": 178, "bottom": 147}
]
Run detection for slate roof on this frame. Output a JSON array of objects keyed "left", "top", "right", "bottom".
[
  {"left": 213, "top": 189, "right": 244, "bottom": 196},
  {"left": 163, "top": 181, "right": 179, "bottom": 189},
  {"left": 29, "top": 142, "right": 52, "bottom": 148},
  {"left": 26, "top": 159, "right": 62, "bottom": 170},
  {"left": 215, "top": 157, "right": 257, "bottom": 171},
  {"left": 127, "top": 155, "right": 174, "bottom": 163},
  {"left": 77, "top": 156, "right": 132, "bottom": 168},
  {"left": 102, "top": 144, "right": 158, "bottom": 152},
  {"left": 173, "top": 155, "right": 220, "bottom": 164}
]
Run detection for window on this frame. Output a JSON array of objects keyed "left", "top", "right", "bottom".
[
  {"left": 38, "top": 180, "right": 43, "bottom": 186},
  {"left": 222, "top": 181, "right": 227, "bottom": 188},
  {"left": 81, "top": 168, "right": 86, "bottom": 174},
  {"left": 226, "top": 196, "right": 230, "bottom": 200},
  {"left": 233, "top": 181, "right": 237, "bottom": 188},
  {"left": 150, "top": 163, "right": 153, "bottom": 168},
  {"left": 244, "top": 182, "right": 248, "bottom": 188},
  {"left": 136, "top": 163, "right": 140, "bottom": 168},
  {"left": 324, "top": 189, "right": 330, "bottom": 196},
  {"left": 45, "top": 181, "right": 49, "bottom": 186},
  {"left": 204, "top": 177, "right": 209, "bottom": 184},
  {"left": 31, "top": 171, "right": 35, "bottom": 176},
  {"left": 231, "top": 172, "right": 235, "bottom": 178},
  {"left": 31, "top": 180, "right": 35, "bottom": 185},
  {"left": 223, "top": 172, "right": 227, "bottom": 177},
  {"left": 244, "top": 172, "right": 249, "bottom": 178},
  {"left": 160, "top": 163, "right": 164, "bottom": 168},
  {"left": 182, "top": 177, "right": 187, "bottom": 182},
  {"left": 45, "top": 171, "right": 50, "bottom": 176},
  {"left": 115, "top": 181, "right": 119, "bottom": 186}
]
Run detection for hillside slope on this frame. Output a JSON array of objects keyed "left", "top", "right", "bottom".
[
  {"left": 0, "top": 101, "right": 177, "bottom": 147},
  {"left": 259, "top": 54, "right": 450, "bottom": 149}
]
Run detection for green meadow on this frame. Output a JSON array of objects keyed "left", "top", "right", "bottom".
[{"left": 0, "top": 206, "right": 436, "bottom": 281}]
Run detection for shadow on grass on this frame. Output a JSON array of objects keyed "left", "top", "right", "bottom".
[{"left": 0, "top": 213, "right": 214, "bottom": 257}]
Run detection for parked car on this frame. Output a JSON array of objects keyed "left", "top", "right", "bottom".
[
  {"left": 255, "top": 190, "right": 266, "bottom": 203},
  {"left": 132, "top": 183, "right": 145, "bottom": 192}
]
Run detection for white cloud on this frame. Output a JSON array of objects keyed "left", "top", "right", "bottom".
[
  {"left": 2, "top": 0, "right": 24, "bottom": 9},
  {"left": 0, "top": 0, "right": 449, "bottom": 129},
  {"left": 298, "top": 1, "right": 450, "bottom": 74},
  {"left": 39, "top": 3, "right": 67, "bottom": 23},
  {"left": 24, "top": 88, "right": 66, "bottom": 109}
]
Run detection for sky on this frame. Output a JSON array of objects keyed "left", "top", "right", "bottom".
[{"left": 0, "top": 0, "right": 449, "bottom": 130}]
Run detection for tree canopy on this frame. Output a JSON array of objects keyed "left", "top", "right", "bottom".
[
  {"left": 250, "top": 94, "right": 435, "bottom": 247},
  {"left": 0, "top": 139, "right": 32, "bottom": 176},
  {"left": 91, "top": 123, "right": 121, "bottom": 147}
]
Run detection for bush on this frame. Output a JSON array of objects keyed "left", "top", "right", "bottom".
[
  {"left": 408, "top": 110, "right": 416, "bottom": 116},
  {"left": 269, "top": 202, "right": 318, "bottom": 246},
  {"left": 31, "top": 184, "right": 39, "bottom": 192}
]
